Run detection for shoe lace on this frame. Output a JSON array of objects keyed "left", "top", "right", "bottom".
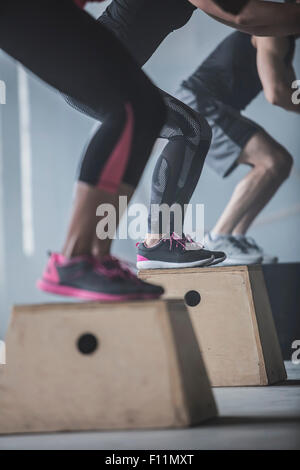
[
  {"left": 95, "top": 256, "right": 139, "bottom": 282},
  {"left": 183, "top": 234, "right": 204, "bottom": 250},
  {"left": 162, "top": 233, "right": 204, "bottom": 251},
  {"left": 227, "top": 236, "right": 248, "bottom": 253},
  {"left": 93, "top": 261, "right": 119, "bottom": 279},
  {"left": 244, "top": 236, "right": 259, "bottom": 250}
]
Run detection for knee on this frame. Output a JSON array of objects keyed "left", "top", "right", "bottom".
[
  {"left": 161, "top": 93, "right": 212, "bottom": 147},
  {"left": 183, "top": 108, "right": 212, "bottom": 148},
  {"left": 258, "top": 150, "right": 293, "bottom": 181},
  {"left": 196, "top": 113, "right": 212, "bottom": 146}
]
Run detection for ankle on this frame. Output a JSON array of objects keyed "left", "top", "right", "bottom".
[
  {"left": 232, "top": 233, "right": 246, "bottom": 240},
  {"left": 210, "top": 230, "right": 231, "bottom": 241},
  {"left": 144, "top": 234, "right": 163, "bottom": 248},
  {"left": 62, "top": 243, "right": 92, "bottom": 259},
  {"left": 91, "top": 247, "right": 111, "bottom": 261}
]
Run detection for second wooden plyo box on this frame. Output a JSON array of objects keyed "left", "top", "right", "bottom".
[{"left": 139, "top": 265, "right": 286, "bottom": 387}]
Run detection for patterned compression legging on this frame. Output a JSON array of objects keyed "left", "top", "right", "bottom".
[{"left": 0, "top": 0, "right": 166, "bottom": 194}]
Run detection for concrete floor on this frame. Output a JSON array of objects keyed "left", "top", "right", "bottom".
[{"left": 0, "top": 362, "right": 299, "bottom": 450}]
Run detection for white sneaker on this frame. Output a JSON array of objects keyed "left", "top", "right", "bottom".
[
  {"left": 204, "top": 233, "right": 262, "bottom": 266},
  {"left": 236, "top": 236, "right": 278, "bottom": 264}
]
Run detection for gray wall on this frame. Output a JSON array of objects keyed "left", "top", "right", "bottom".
[{"left": 0, "top": 5, "right": 299, "bottom": 338}]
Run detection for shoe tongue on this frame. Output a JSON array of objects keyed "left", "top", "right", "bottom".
[
  {"left": 99, "top": 256, "right": 138, "bottom": 282},
  {"left": 185, "top": 241, "right": 200, "bottom": 251},
  {"left": 173, "top": 232, "right": 185, "bottom": 239}
]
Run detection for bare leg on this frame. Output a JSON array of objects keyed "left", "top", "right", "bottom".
[
  {"left": 144, "top": 234, "right": 163, "bottom": 247},
  {"left": 233, "top": 176, "right": 284, "bottom": 235},
  {"left": 212, "top": 131, "right": 293, "bottom": 236},
  {"left": 62, "top": 182, "right": 134, "bottom": 259},
  {"left": 92, "top": 182, "right": 134, "bottom": 258}
]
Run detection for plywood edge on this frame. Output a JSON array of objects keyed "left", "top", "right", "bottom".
[
  {"left": 11, "top": 299, "right": 171, "bottom": 315},
  {"left": 139, "top": 265, "right": 250, "bottom": 277},
  {"left": 248, "top": 268, "right": 287, "bottom": 384},
  {"left": 244, "top": 267, "right": 269, "bottom": 385}
]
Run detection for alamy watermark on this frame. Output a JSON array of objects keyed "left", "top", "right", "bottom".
[
  {"left": 291, "top": 79, "right": 300, "bottom": 105},
  {"left": 95, "top": 197, "right": 205, "bottom": 242},
  {"left": 0, "top": 80, "right": 6, "bottom": 105},
  {"left": 0, "top": 340, "right": 6, "bottom": 365},
  {"left": 291, "top": 340, "right": 300, "bottom": 365}
]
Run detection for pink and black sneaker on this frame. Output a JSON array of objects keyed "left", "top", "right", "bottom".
[
  {"left": 37, "top": 253, "right": 164, "bottom": 301},
  {"left": 137, "top": 233, "right": 225, "bottom": 270},
  {"left": 99, "top": 255, "right": 165, "bottom": 298}
]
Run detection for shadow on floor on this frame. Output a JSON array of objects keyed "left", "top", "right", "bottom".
[
  {"left": 275, "top": 379, "right": 300, "bottom": 386},
  {"left": 207, "top": 415, "right": 300, "bottom": 427}
]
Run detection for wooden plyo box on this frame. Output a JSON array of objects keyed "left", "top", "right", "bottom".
[
  {"left": 0, "top": 299, "right": 217, "bottom": 435},
  {"left": 139, "top": 266, "right": 286, "bottom": 387}
]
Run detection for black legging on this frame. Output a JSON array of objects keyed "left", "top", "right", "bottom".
[{"left": 0, "top": 0, "right": 166, "bottom": 193}]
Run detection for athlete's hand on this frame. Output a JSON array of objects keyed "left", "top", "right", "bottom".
[{"left": 190, "top": 0, "right": 300, "bottom": 37}]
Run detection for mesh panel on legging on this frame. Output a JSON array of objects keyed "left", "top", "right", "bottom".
[{"left": 148, "top": 91, "right": 212, "bottom": 234}]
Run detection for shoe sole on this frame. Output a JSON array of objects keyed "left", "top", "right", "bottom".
[
  {"left": 205, "top": 255, "right": 227, "bottom": 266},
  {"left": 216, "top": 256, "right": 263, "bottom": 266},
  {"left": 137, "top": 255, "right": 215, "bottom": 270},
  {"left": 37, "top": 280, "right": 162, "bottom": 302}
]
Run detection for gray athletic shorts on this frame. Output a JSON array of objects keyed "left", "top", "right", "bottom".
[{"left": 176, "top": 85, "right": 262, "bottom": 177}]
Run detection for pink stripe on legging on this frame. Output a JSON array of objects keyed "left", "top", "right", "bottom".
[{"left": 97, "top": 102, "right": 134, "bottom": 194}]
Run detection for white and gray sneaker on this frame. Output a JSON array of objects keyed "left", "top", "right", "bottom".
[
  {"left": 204, "top": 233, "right": 263, "bottom": 266},
  {"left": 235, "top": 236, "right": 278, "bottom": 264}
]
